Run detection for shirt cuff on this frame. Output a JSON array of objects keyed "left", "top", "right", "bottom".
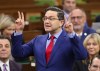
[
  {"left": 14, "top": 31, "right": 22, "bottom": 36},
  {"left": 68, "top": 32, "right": 75, "bottom": 38}
]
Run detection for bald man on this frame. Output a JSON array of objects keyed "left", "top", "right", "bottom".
[
  {"left": 71, "top": 8, "right": 96, "bottom": 71},
  {"left": 68, "top": 8, "right": 96, "bottom": 42}
]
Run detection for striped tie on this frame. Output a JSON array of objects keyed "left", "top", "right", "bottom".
[{"left": 3, "top": 64, "right": 7, "bottom": 71}]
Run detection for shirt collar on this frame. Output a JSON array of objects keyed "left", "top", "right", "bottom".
[
  {"left": 76, "top": 32, "right": 82, "bottom": 37},
  {"left": 48, "top": 29, "right": 62, "bottom": 40},
  {"left": 0, "top": 59, "right": 10, "bottom": 71}
]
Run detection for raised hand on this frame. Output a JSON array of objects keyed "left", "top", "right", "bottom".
[
  {"left": 64, "top": 21, "right": 74, "bottom": 33},
  {"left": 15, "top": 11, "right": 25, "bottom": 32}
]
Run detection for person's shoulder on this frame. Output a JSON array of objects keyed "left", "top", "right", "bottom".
[
  {"left": 9, "top": 60, "right": 22, "bottom": 70},
  {"left": 84, "top": 25, "right": 96, "bottom": 33},
  {"left": 36, "top": 34, "right": 48, "bottom": 38},
  {"left": 87, "top": 27, "right": 96, "bottom": 33},
  {"left": 32, "top": 34, "right": 48, "bottom": 41}
]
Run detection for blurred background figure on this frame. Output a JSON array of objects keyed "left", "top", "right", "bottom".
[
  {"left": 0, "top": 35, "right": 22, "bottom": 71},
  {"left": 0, "top": 13, "right": 28, "bottom": 63},
  {"left": 0, "top": 14, "right": 16, "bottom": 61},
  {"left": 92, "top": 15, "right": 100, "bottom": 34},
  {"left": 62, "top": 0, "right": 76, "bottom": 19},
  {"left": 94, "top": 15, "right": 100, "bottom": 22},
  {"left": 88, "top": 55, "right": 100, "bottom": 71},
  {"left": 68, "top": 8, "right": 96, "bottom": 42},
  {"left": 73, "top": 33, "right": 100, "bottom": 71},
  {"left": 0, "top": 14, "right": 15, "bottom": 39}
]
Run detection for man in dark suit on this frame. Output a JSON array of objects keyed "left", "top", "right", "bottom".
[
  {"left": 88, "top": 55, "right": 100, "bottom": 71},
  {"left": 11, "top": 6, "right": 88, "bottom": 71},
  {"left": 68, "top": 8, "right": 96, "bottom": 43},
  {"left": 68, "top": 8, "right": 96, "bottom": 71},
  {"left": 0, "top": 35, "right": 22, "bottom": 71}
]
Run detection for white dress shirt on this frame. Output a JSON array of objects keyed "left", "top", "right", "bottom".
[
  {"left": 0, "top": 60, "right": 10, "bottom": 71},
  {"left": 76, "top": 32, "right": 82, "bottom": 38}
]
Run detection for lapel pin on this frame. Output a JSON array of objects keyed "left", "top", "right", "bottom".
[{"left": 84, "top": 33, "right": 87, "bottom": 36}]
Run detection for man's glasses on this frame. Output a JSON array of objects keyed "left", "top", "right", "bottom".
[
  {"left": 71, "top": 16, "right": 83, "bottom": 20},
  {"left": 42, "top": 17, "right": 59, "bottom": 21}
]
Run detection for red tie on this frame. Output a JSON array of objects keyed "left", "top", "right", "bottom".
[{"left": 46, "top": 36, "right": 55, "bottom": 63}]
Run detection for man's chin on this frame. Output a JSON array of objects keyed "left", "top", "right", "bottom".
[
  {"left": 45, "top": 29, "right": 51, "bottom": 32},
  {"left": 73, "top": 26, "right": 82, "bottom": 30}
]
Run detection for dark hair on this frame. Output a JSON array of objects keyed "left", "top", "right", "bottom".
[
  {"left": 90, "top": 55, "right": 100, "bottom": 66},
  {"left": 94, "top": 15, "right": 100, "bottom": 22},
  {"left": 44, "top": 6, "right": 64, "bottom": 20},
  {"left": 0, "top": 35, "right": 11, "bottom": 46}
]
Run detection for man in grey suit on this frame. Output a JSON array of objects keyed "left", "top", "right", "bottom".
[{"left": 0, "top": 35, "right": 22, "bottom": 71}]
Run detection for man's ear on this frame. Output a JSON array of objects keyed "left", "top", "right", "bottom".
[
  {"left": 88, "top": 64, "right": 91, "bottom": 71},
  {"left": 60, "top": 20, "right": 64, "bottom": 27}
]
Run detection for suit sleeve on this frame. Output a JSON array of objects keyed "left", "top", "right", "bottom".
[
  {"left": 70, "top": 35, "right": 88, "bottom": 60},
  {"left": 11, "top": 34, "right": 34, "bottom": 58}
]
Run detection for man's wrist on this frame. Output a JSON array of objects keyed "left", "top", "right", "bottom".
[
  {"left": 14, "top": 31, "right": 23, "bottom": 36},
  {"left": 68, "top": 31, "right": 75, "bottom": 38}
]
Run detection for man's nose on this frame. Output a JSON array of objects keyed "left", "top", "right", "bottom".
[
  {"left": 74, "top": 18, "right": 78, "bottom": 22},
  {"left": 89, "top": 44, "right": 94, "bottom": 49},
  {"left": 2, "top": 47, "right": 6, "bottom": 50}
]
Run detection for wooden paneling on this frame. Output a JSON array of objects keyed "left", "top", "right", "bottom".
[
  {"left": 87, "top": 0, "right": 100, "bottom": 3},
  {"left": 77, "top": 3, "right": 100, "bottom": 11},
  {"left": 23, "top": 30, "right": 43, "bottom": 42},
  {"left": 0, "top": 0, "right": 34, "bottom": 5},
  {"left": 22, "top": 64, "right": 36, "bottom": 71}
]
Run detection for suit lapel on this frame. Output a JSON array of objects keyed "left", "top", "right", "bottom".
[
  {"left": 9, "top": 60, "right": 16, "bottom": 71},
  {"left": 41, "top": 34, "right": 49, "bottom": 64},
  {"left": 81, "top": 33, "right": 86, "bottom": 42},
  {"left": 47, "top": 30, "right": 67, "bottom": 64},
  {"left": 81, "top": 25, "right": 88, "bottom": 42},
  {"left": 0, "top": 67, "right": 1, "bottom": 71},
  {"left": 9, "top": 60, "right": 13, "bottom": 71}
]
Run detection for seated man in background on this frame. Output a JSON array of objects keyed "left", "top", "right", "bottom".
[
  {"left": 88, "top": 55, "right": 100, "bottom": 71},
  {"left": 0, "top": 35, "right": 22, "bottom": 71},
  {"left": 0, "top": 13, "right": 29, "bottom": 63},
  {"left": 68, "top": 8, "right": 96, "bottom": 42}
]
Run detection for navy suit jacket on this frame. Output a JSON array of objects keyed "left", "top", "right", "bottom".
[
  {"left": 72, "top": 24, "right": 96, "bottom": 71},
  {"left": 11, "top": 30, "right": 87, "bottom": 71},
  {"left": 80, "top": 24, "right": 96, "bottom": 43},
  {"left": 0, "top": 60, "right": 22, "bottom": 71}
]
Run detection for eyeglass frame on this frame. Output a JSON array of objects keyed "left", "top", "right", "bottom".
[
  {"left": 42, "top": 17, "right": 60, "bottom": 21},
  {"left": 70, "top": 16, "right": 83, "bottom": 20}
]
